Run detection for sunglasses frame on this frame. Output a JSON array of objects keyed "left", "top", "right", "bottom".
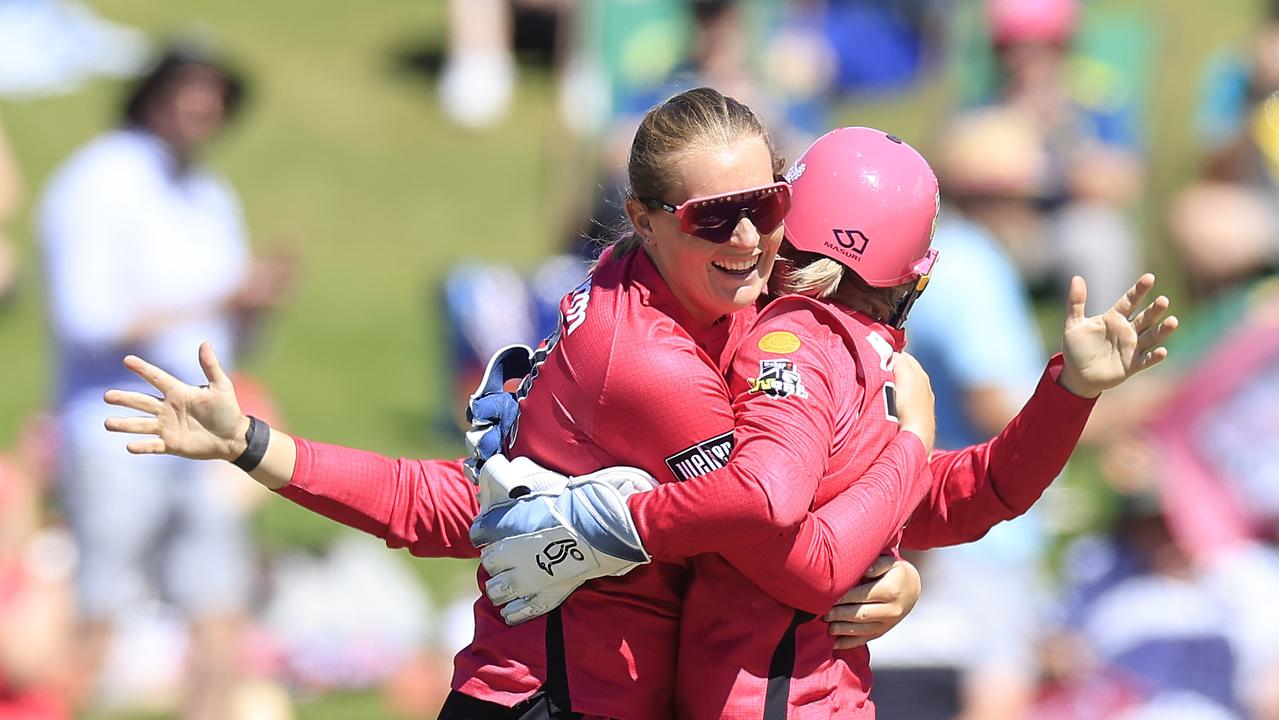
[{"left": 638, "top": 180, "right": 792, "bottom": 244}]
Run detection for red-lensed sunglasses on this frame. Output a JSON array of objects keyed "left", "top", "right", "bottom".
[{"left": 639, "top": 181, "right": 792, "bottom": 244}]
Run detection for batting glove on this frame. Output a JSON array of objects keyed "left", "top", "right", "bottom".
[
  {"left": 471, "top": 454, "right": 573, "bottom": 524},
  {"left": 471, "top": 465, "right": 657, "bottom": 625}
]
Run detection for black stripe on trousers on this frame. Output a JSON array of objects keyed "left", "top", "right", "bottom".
[
  {"left": 436, "top": 608, "right": 582, "bottom": 720},
  {"left": 763, "top": 609, "right": 817, "bottom": 720},
  {"left": 437, "top": 690, "right": 581, "bottom": 720},
  {"left": 543, "top": 606, "right": 583, "bottom": 718}
]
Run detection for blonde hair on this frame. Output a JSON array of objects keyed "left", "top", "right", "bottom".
[
  {"left": 783, "top": 256, "right": 846, "bottom": 298},
  {"left": 606, "top": 87, "right": 783, "bottom": 257},
  {"left": 774, "top": 243, "right": 905, "bottom": 320}
]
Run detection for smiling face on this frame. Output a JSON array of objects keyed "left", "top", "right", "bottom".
[{"left": 626, "top": 134, "right": 783, "bottom": 327}]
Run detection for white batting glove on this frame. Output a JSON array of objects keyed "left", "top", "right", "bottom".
[
  {"left": 472, "top": 465, "right": 657, "bottom": 625},
  {"left": 471, "top": 454, "right": 572, "bottom": 522}
]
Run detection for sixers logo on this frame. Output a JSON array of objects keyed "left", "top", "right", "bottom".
[{"left": 748, "top": 359, "right": 810, "bottom": 400}]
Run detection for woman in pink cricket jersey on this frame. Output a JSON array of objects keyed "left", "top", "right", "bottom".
[
  {"left": 472, "top": 126, "right": 1178, "bottom": 719},
  {"left": 103, "top": 88, "right": 1174, "bottom": 719},
  {"left": 102, "top": 88, "right": 939, "bottom": 720}
]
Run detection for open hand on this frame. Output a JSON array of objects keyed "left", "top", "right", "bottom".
[
  {"left": 103, "top": 341, "right": 249, "bottom": 461},
  {"left": 1059, "top": 274, "right": 1178, "bottom": 398}
]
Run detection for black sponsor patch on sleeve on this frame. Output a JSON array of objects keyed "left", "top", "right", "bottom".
[{"left": 665, "top": 431, "right": 735, "bottom": 482}]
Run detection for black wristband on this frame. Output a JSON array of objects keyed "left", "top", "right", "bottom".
[{"left": 231, "top": 416, "right": 270, "bottom": 472}]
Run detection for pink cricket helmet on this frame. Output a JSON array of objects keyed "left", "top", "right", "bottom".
[{"left": 782, "top": 126, "right": 940, "bottom": 288}]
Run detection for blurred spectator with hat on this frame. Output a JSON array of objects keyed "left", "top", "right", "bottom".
[
  {"left": 36, "top": 41, "right": 293, "bottom": 720},
  {"left": 870, "top": 107, "right": 1053, "bottom": 720},
  {"left": 908, "top": 106, "right": 1049, "bottom": 450},
  {"left": 984, "top": 0, "right": 1146, "bottom": 314}
]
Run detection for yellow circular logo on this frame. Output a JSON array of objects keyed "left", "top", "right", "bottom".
[{"left": 758, "top": 331, "right": 801, "bottom": 354}]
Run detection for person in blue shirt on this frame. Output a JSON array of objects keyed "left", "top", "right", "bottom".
[{"left": 872, "top": 107, "right": 1054, "bottom": 720}]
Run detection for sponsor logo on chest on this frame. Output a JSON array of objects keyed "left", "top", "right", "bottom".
[{"left": 665, "top": 431, "right": 735, "bottom": 482}]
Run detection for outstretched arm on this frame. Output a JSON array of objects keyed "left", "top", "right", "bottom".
[
  {"left": 626, "top": 311, "right": 934, "bottom": 561},
  {"left": 104, "top": 341, "right": 481, "bottom": 558},
  {"left": 902, "top": 273, "right": 1179, "bottom": 549},
  {"left": 477, "top": 315, "right": 937, "bottom": 621}
]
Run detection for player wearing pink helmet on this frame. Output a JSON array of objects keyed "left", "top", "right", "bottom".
[
  {"left": 779, "top": 126, "right": 940, "bottom": 322},
  {"left": 103, "top": 89, "right": 1177, "bottom": 719},
  {"left": 476, "top": 124, "right": 1177, "bottom": 717},
  {"left": 99, "top": 91, "right": 953, "bottom": 720}
]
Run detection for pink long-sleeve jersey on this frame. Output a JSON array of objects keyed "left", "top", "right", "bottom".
[
  {"left": 625, "top": 294, "right": 1097, "bottom": 719},
  {"left": 277, "top": 247, "right": 1097, "bottom": 719}
]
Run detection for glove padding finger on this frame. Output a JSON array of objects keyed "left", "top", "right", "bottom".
[
  {"left": 484, "top": 567, "right": 521, "bottom": 607},
  {"left": 464, "top": 423, "right": 505, "bottom": 483},
  {"left": 471, "top": 456, "right": 573, "bottom": 545},
  {"left": 467, "top": 345, "right": 534, "bottom": 411},
  {"left": 501, "top": 588, "right": 576, "bottom": 625},
  {"left": 571, "top": 465, "right": 658, "bottom": 499},
  {"left": 464, "top": 345, "right": 533, "bottom": 479}
]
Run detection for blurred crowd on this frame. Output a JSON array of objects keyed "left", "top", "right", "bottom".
[{"left": 2, "top": 0, "right": 1279, "bottom": 718}]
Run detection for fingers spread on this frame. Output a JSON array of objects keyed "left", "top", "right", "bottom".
[
  {"left": 1112, "top": 273, "right": 1155, "bottom": 318},
  {"left": 1065, "top": 275, "right": 1088, "bottom": 322},
  {"left": 1131, "top": 295, "right": 1170, "bottom": 334},
  {"left": 123, "top": 355, "right": 182, "bottom": 394},
  {"left": 103, "top": 389, "right": 163, "bottom": 415},
  {"left": 104, "top": 416, "right": 160, "bottom": 436},
  {"left": 1138, "top": 315, "right": 1179, "bottom": 351},
  {"left": 1134, "top": 316, "right": 1179, "bottom": 373},
  {"left": 1139, "top": 347, "right": 1170, "bottom": 371},
  {"left": 126, "top": 439, "right": 166, "bottom": 455},
  {"left": 198, "top": 341, "right": 233, "bottom": 390}
]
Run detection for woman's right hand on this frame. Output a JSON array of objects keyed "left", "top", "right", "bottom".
[
  {"left": 103, "top": 341, "right": 249, "bottom": 461},
  {"left": 892, "top": 351, "right": 936, "bottom": 456}
]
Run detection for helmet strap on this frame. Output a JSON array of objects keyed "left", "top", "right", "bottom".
[{"left": 886, "top": 274, "right": 930, "bottom": 329}]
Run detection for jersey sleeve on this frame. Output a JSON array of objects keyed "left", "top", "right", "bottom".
[
  {"left": 901, "top": 354, "right": 1098, "bottom": 551},
  {"left": 624, "top": 311, "right": 841, "bottom": 559},
  {"left": 626, "top": 305, "right": 936, "bottom": 562},
  {"left": 276, "top": 438, "right": 481, "bottom": 559},
  {"left": 721, "top": 431, "right": 931, "bottom": 614}
]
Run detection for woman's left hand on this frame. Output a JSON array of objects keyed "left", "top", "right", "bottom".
[
  {"left": 824, "top": 555, "right": 922, "bottom": 650},
  {"left": 1059, "top": 273, "right": 1179, "bottom": 398}
]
